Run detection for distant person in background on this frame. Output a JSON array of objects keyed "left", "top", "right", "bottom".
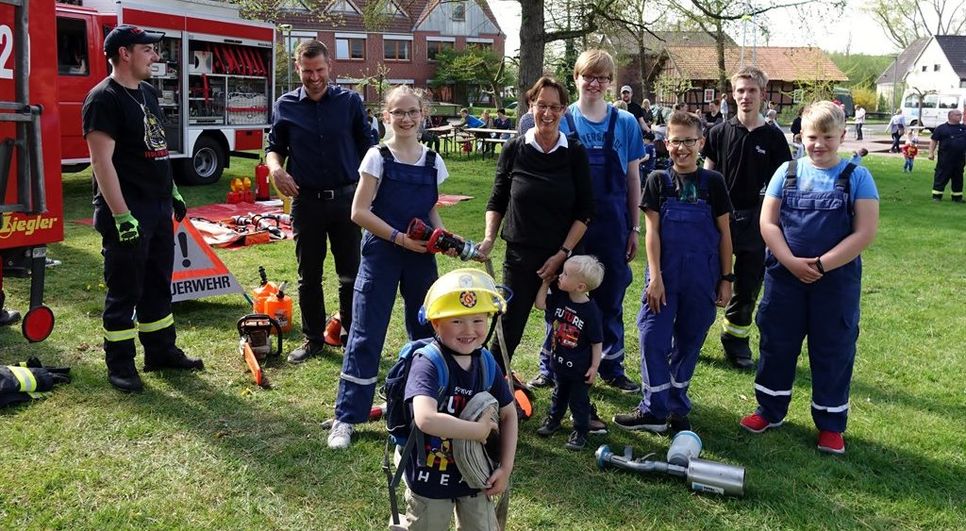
[
  {"left": 367, "top": 108, "right": 380, "bottom": 145},
  {"left": 704, "top": 101, "right": 723, "bottom": 128},
  {"left": 640, "top": 131, "right": 657, "bottom": 187},
  {"left": 901, "top": 139, "right": 918, "bottom": 172},
  {"left": 493, "top": 108, "right": 513, "bottom": 139},
  {"left": 419, "top": 113, "right": 440, "bottom": 152},
  {"left": 887, "top": 109, "right": 905, "bottom": 153},
  {"left": 791, "top": 134, "right": 805, "bottom": 160},
  {"left": 854, "top": 105, "right": 866, "bottom": 140},
  {"left": 719, "top": 94, "right": 730, "bottom": 118},
  {"left": 928, "top": 109, "right": 966, "bottom": 202},
  {"left": 641, "top": 99, "right": 654, "bottom": 128},
  {"left": 621, "top": 85, "right": 648, "bottom": 134},
  {"left": 790, "top": 108, "right": 803, "bottom": 137},
  {"left": 765, "top": 109, "right": 780, "bottom": 129},
  {"left": 614, "top": 100, "right": 628, "bottom": 111}
]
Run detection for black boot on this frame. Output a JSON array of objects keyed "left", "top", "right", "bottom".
[
  {"left": 107, "top": 361, "right": 144, "bottom": 393},
  {"left": 720, "top": 333, "right": 755, "bottom": 370},
  {"left": 144, "top": 348, "right": 204, "bottom": 372}
]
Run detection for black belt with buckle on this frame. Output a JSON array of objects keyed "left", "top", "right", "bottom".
[{"left": 301, "top": 182, "right": 357, "bottom": 200}]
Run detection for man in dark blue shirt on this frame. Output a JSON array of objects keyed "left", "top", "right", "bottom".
[
  {"left": 266, "top": 40, "right": 372, "bottom": 362},
  {"left": 928, "top": 109, "right": 966, "bottom": 202}
]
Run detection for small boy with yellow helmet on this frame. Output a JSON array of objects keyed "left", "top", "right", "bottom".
[{"left": 399, "top": 268, "right": 518, "bottom": 530}]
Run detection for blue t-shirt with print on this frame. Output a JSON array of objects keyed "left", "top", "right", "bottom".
[
  {"left": 766, "top": 158, "right": 879, "bottom": 201},
  {"left": 560, "top": 104, "right": 646, "bottom": 171},
  {"left": 544, "top": 287, "right": 603, "bottom": 380},
  {"left": 403, "top": 343, "right": 513, "bottom": 499}
]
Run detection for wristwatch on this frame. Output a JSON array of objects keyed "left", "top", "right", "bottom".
[
  {"left": 559, "top": 246, "right": 573, "bottom": 257},
  {"left": 631, "top": 225, "right": 641, "bottom": 233},
  {"left": 720, "top": 273, "right": 736, "bottom": 283}
]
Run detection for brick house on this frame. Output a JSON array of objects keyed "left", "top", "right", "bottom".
[
  {"left": 652, "top": 46, "right": 847, "bottom": 114},
  {"left": 276, "top": 0, "right": 505, "bottom": 105}
]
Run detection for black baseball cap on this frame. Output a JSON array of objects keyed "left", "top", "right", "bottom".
[{"left": 104, "top": 25, "right": 165, "bottom": 56}]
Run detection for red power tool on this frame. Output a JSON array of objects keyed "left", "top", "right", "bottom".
[{"left": 406, "top": 218, "right": 483, "bottom": 261}]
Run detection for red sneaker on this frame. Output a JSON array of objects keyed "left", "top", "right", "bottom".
[
  {"left": 739, "top": 413, "right": 783, "bottom": 433},
  {"left": 817, "top": 431, "right": 846, "bottom": 455}
]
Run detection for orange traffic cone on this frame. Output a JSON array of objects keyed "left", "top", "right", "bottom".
[{"left": 324, "top": 312, "right": 344, "bottom": 347}]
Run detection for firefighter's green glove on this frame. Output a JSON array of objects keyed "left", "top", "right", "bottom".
[
  {"left": 172, "top": 184, "right": 187, "bottom": 222},
  {"left": 113, "top": 211, "right": 141, "bottom": 247}
]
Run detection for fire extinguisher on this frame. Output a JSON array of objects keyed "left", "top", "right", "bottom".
[{"left": 255, "top": 159, "right": 270, "bottom": 201}]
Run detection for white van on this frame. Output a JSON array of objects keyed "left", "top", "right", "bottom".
[{"left": 900, "top": 89, "right": 966, "bottom": 131}]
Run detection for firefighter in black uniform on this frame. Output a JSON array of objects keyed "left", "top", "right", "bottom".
[
  {"left": 702, "top": 66, "right": 791, "bottom": 369},
  {"left": 0, "top": 288, "right": 19, "bottom": 327},
  {"left": 83, "top": 25, "right": 203, "bottom": 392},
  {"left": 928, "top": 109, "right": 966, "bottom": 203}
]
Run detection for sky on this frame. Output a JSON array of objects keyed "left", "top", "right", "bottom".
[{"left": 487, "top": 0, "right": 901, "bottom": 58}]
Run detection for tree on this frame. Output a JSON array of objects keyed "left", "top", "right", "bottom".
[
  {"left": 431, "top": 46, "right": 511, "bottom": 108},
  {"left": 864, "top": 0, "right": 966, "bottom": 50}
]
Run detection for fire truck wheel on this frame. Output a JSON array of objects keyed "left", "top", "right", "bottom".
[{"left": 178, "top": 136, "right": 225, "bottom": 185}]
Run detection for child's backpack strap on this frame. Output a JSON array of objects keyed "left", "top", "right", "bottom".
[
  {"left": 478, "top": 347, "right": 498, "bottom": 391},
  {"left": 414, "top": 341, "right": 449, "bottom": 402},
  {"left": 783, "top": 159, "right": 799, "bottom": 190}
]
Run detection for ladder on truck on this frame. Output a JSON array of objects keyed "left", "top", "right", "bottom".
[{"left": 0, "top": 0, "right": 55, "bottom": 342}]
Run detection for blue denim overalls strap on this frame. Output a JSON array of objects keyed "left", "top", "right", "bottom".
[
  {"left": 778, "top": 159, "right": 855, "bottom": 260},
  {"left": 635, "top": 170, "right": 721, "bottom": 419},
  {"left": 335, "top": 146, "right": 439, "bottom": 424}
]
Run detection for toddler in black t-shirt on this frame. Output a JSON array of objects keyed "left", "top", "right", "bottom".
[{"left": 534, "top": 255, "right": 605, "bottom": 450}]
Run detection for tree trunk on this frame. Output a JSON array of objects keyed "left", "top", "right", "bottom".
[
  {"left": 715, "top": 20, "right": 728, "bottom": 96},
  {"left": 518, "top": 0, "right": 546, "bottom": 102}
]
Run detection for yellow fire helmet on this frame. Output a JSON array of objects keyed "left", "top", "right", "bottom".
[{"left": 423, "top": 268, "right": 507, "bottom": 321}]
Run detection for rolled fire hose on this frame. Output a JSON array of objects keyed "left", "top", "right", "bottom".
[{"left": 454, "top": 391, "right": 500, "bottom": 490}]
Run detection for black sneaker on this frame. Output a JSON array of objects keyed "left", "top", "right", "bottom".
[
  {"left": 613, "top": 409, "right": 668, "bottom": 433},
  {"left": 107, "top": 364, "right": 144, "bottom": 393},
  {"left": 669, "top": 414, "right": 691, "bottom": 433},
  {"left": 287, "top": 340, "right": 326, "bottom": 364},
  {"left": 528, "top": 373, "right": 554, "bottom": 388},
  {"left": 720, "top": 333, "right": 755, "bottom": 370},
  {"left": 536, "top": 417, "right": 561, "bottom": 437},
  {"left": 603, "top": 374, "right": 641, "bottom": 393},
  {"left": 577, "top": 403, "right": 608, "bottom": 435},
  {"left": 565, "top": 430, "right": 587, "bottom": 450},
  {"left": 0, "top": 308, "right": 20, "bottom": 327}
]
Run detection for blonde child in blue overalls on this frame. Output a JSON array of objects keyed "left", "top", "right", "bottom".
[
  {"left": 329, "top": 85, "right": 450, "bottom": 449},
  {"left": 740, "top": 101, "right": 879, "bottom": 455}
]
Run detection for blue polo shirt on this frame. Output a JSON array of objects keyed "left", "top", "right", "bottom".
[{"left": 266, "top": 85, "right": 372, "bottom": 190}]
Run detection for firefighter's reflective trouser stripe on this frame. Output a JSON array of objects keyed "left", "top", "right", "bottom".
[{"left": 94, "top": 199, "right": 177, "bottom": 369}]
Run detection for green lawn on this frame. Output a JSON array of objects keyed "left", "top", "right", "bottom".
[{"left": 1, "top": 153, "right": 964, "bottom": 529}]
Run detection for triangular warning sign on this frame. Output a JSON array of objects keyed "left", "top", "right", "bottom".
[{"left": 170, "top": 218, "right": 245, "bottom": 302}]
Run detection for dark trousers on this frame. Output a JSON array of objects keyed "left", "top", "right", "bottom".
[
  {"left": 94, "top": 198, "right": 176, "bottom": 369},
  {"left": 547, "top": 376, "right": 591, "bottom": 434},
  {"left": 890, "top": 132, "right": 902, "bottom": 153},
  {"left": 723, "top": 210, "right": 766, "bottom": 338},
  {"left": 291, "top": 193, "right": 361, "bottom": 344},
  {"left": 855, "top": 123, "right": 863, "bottom": 140},
  {"left": 490, "top": 243, "right": 556, "bottom": 374},
  {"left": 932, "top": 157, "right": 965, "bottom": 200}
]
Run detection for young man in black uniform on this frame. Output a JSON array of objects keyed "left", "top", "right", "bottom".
[
  {"left": 83, "top": 25, "right": 203, "bottom": 393},
  {"left": 928, "top": 109, "right": 966, "bottom": 203},
  {"left": 702, "top": 66, "right": 791, "bottom": 369}
]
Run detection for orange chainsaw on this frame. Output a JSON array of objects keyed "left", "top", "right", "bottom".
[{"left": 237, "top": 313, "right": 282, "bottom": 388}]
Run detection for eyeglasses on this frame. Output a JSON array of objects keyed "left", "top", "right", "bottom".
[
  {"left": 668, "top": 138, "right": 700, "bottom": 147},
  {"left": 534, "top": 103, "right": 565, "bottom": 113},
  {"left": 389, "top": 109, "right": 421, "bottom": 119},
  {"left": 580, "top": 74, "right": 612, "bottom": 85}
]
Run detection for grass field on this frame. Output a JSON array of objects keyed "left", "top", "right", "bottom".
[{"left": 1, "top": 152, "right": 964, "bottom": 530}]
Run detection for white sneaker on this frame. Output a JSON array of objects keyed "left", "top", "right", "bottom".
[{"left": 327, "top": 420, "right": 354, "bottom": 449}]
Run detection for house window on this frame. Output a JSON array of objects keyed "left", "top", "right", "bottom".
[
  {"left": 703, "top": 88, "right": 715, "bottom": 103},
  {"left": 452, "top": 2, "right": 466, "bottom": 21},
  {"left": 793, "top": 89, "right": 803, "bottom": 103},
  {"left": 922, "top": 65, "right": 928, "bottom": 72},
  {"left": 336, "top": 37, "right": 366, "bottom": 60},
  {"left": 427, "top": 40, "right": 454, "bottom": 61},
  {"left": 934, "top": 64, "right": 941, "bottom": 71},
  {"left": 384, "top": 39, "right": 411, "bottom": 61},
  {"left": 961, "top": 78, "right": 966, "bottom": 88}
]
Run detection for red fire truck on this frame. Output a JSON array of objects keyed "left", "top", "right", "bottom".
[
  {"left": 1, "top": 1, "right": 62, "bottom": 342},
  {"left": 57, "top": 0, "right": 275, "bottom": 184}
]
